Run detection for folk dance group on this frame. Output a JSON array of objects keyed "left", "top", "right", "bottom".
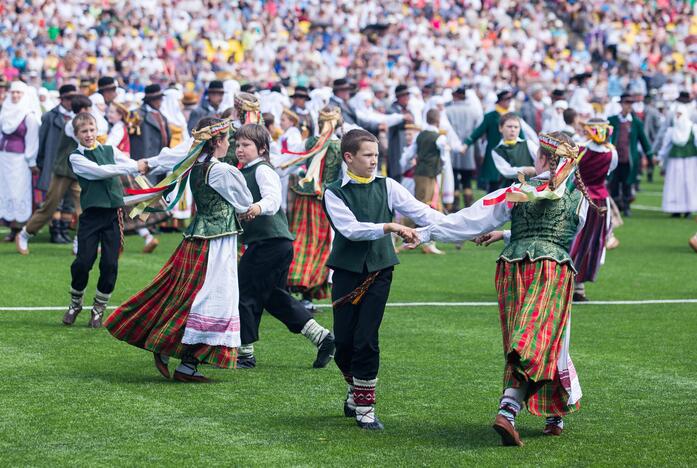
[{"left": 50, "top": 92, "right": 619, "bottom": 445}]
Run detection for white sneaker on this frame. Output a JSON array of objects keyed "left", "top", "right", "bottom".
[
  {"left": 72, "top": 238, "right": 78, "bottom": 256},
  {"left": 422, "top": 243, "right": 445, "bottom": 255},
  {"left": 15, "top": 228, "right": 30, "bottom": 255}
]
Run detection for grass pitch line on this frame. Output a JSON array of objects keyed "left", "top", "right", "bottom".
[{"left": 2, "top": 298, "right": 697, "bottom": 312}]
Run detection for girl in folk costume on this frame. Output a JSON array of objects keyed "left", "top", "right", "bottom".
[
  {"left": 569, "top": 119, "right": 617, "bottom": 302},
  {"left": 491, "top": 113, "right": 539, "bottom": 183},
  {"left": 277, "top": 108, "right": 305, "bottom": 212},
  {"left": 104, "top": 118, "right": 253, "bottom": 382},
  {"left": 657, "top": 104, "right": 697, "bottom": 217},
  {"left": 0, "top": 81, "right": 41, "bottom": 239},
  {"left": 106, "top": 101, "right": 163, "bottom": 253},
  {"left": 234, "top": 124, "right": 334, "bottom": 369},
  {"left": 282, "top": 106, "right": 344, "bottom": 309},
  {"left": 220, "top": 92, "right": 263, "bottom": 166},
  {"left": 416, "top": 132, "right": 601, "bottom": 446}
]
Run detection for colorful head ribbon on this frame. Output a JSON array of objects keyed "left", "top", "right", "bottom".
[
  {"left": 582, "top": 118, "right": 612, "bottom": 144},
  {"left": 235, "top": 92, "right": 261, "bottom": 124},
  {"left": 124, "top": 118, "right": 232, "bottom": 220},
  {"left": 484, "top": 133, "right": 585, "bottom": 206},
  {"left": 277, "top": 106, "right": 342, "bottom": 197}
]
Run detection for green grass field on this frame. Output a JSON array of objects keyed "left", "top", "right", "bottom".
[{"left": 1, "top": 182, "right": 696, "bottom": 467}]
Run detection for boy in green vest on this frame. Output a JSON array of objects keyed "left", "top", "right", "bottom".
[
  {"left": 234, "top": 124, "right": 335, "bottom": 369},
  {"left": 63, "top": 113, "right": 142, "bottom": 328},
  {"left": 491, "top": 113, "right": 538, "bottom": 182},
  {"left": 323, "top": 129, "right": 445, "bottom": 430}
]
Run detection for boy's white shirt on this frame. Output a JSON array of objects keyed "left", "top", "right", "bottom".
[
  {"left": 69, "top": 143, "right": 139, "bottom": 180},
  {"left": 323, "top": 174, "right": 446, "bottom": 241},
  {"left": 491, "top": 137, "right": 539, "bottom": 179},
  {"left": 241, "top": 157, "right": 282, "bottom": 216},
  {"left": 401, "top": 124, "right": 450, "bottom": 164}
]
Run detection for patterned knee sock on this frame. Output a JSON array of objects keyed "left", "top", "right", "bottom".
[
  {"left": 343, "top": 373, "right": 355, "bottom": 410},
  {"left": 353, "top": 377, "right": 377, "bottom": 423},
  {"left": 545, "top": 416, "right": 564, "bottom": 429},
  {"left": 69, "top": 288, "right": 84, "bottom": 308},
  {"left": 499, "top": 386, "right": 526, "bottom": 426},
  {"left": 301, "top": 319, "right": 330, "bottom": 347},
  {"left": 238, "top": 344, "right": 254, "bottom": 358},
  {"left": 93, "top": 290, "right": 111, "bottom": 310}
]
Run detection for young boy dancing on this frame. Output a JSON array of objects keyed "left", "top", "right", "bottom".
[
  {"left": 323, "top": 129, "right": 445, "bottom": 430},
  {"left": 64, "top": 112, "right": 141, "bottom": 328}
]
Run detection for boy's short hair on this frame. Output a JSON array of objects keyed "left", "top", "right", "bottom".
[
  {"left": 425, "top": 108, "right": 440, "bottom": 126},
  {"left": 563, "top": 108, "right": 577, "bottom": 126},
  {"left": 73, "top": 112, "right": 97, "bottom": 132},
  {"left": 71, "top": 94, "right": 92, "bottom": 114},
  {"left": 235, "top": 124, "right": 271, "bottom": 160},
  {"left": 499, "top": 112, "right": 520, "bottom": 127},
  {"left": 340, "top": 129, "right": 378, "bottom": 160}
]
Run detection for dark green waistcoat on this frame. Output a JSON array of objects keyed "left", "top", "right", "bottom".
[
  {"left": 669, "top": 132, "right": 697, "bottom": 159},
  {"left": 54, "top": 132, "right": 78, "bottom": 178},
  {"left": 71, "top": 145, "right": 125, "bottom": 210},
  {"left": 239, "top": 160, "right": 294, "bottom": 245},
  {"left": 292, "top": 137, "right": 343, "bottom": 197},
  {"left": 325, "top": 177, "right": 399, "bottom": 273},
  {"left": 494, "top": 141, "right": 534, "bottom": 178},
  {"left": 499, "top": 182, "right": 582, "bottom": 270},
  {"left": 414, "top": 130, "right": 443, "bottom": 177},
  {"left": 184, "top": 160, "right": 242, "bottom": 239}
]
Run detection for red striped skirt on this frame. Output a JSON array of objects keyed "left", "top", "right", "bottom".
[
  {"left": 496, "top": 259, "right": 580, "bottom": 416},
  {"left": 287, "top": 195, "right": 331, "bottom": 299},
  {"left": 570, "top": 197, "right": 609, "bottom": 282},
  {"left": 104, "top": 238, "right": 236, "bottom": 368}
]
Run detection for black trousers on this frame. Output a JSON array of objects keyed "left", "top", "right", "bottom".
[
  {"left": 238, "top": 238, "right": 313, "bottom": 345},
  {"left": 609, "top": 162, "right": 632, "bottom": 211},
  {"left": 331, "top": 267, "right": 393, "bottom": 381},
  {"left": 70, "top": 207, "right": 121, "bottom": 294}
]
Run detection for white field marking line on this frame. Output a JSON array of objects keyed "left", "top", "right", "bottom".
[
  {"left": 2, "top": 298, "right": 696, "bottom": 312},
  {"left": 632, "top": 204, "right": 663, "bottom": 212}
]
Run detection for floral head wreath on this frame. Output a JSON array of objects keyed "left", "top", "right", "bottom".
[
  {"left": 190, "top": 118, "right": 232, "bottom": 141},
  {"left": 234, "top": 93, "right": 261, "bottom": 124},
  {"left": 282, "top": 107, "right": 300, "bottom": 124},
  {"left": 582, "top": 119, "right": 613, "bottom": 144}
]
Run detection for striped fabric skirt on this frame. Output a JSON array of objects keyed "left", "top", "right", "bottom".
[
  {"left": 104, "top": 238, "right": 236, "bottom": 368},
  {"left": 495, "top": 259, "right": 581, "bottom": 417},
  {"left": 570, "top": 197, "right": 609, "bottom": 283},
  {"left": 287, "top": 195, "right": 331, "bottom": 300}
]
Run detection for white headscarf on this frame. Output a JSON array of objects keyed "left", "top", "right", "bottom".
[
  {"left": 161, "top": 88, "right": 187, "bottom": 129},
  {"left": 1, "top": 81, "right": 41, "bottom": 134},
  {"left": 220, "top": 79, "right": 240, "bottom": 112},
  {"left": 309, "top": 87, "right": 332, "bottom": 113},
  {"left": 672, "top": 104, "right": 693, "bottom": 146},
  {"left": 89, "top": 93, "right": 106, "bottom": 113}
]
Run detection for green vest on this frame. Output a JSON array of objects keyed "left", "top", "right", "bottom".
[
  {"left": 292, "top": 137, "right": 343, "bottom": 197},
  {"left": 184, "top": 160, "right": 242, "bottom": 239},
  {"left": 72, "top": 145, "right": 125, "bottom": 210},
  {"left": 414, "top": 130, "right": 443, "bottom": 177},
  {"left": 325, "top": 177, "right": 398, "bottom": 273},
  {"left": 494, "top": 141, "right": 534, "bottom": 179},
  {"left": 499, "top": 183, "right": 582, "bottom": 270},
  {"left": 669, "top": 132, "right": 697, "bottom": 159},
  {"left": 239, "top": 160, "right": 294, "bottom": 245},
  {"left": 53, "top": 132, "right": 78, "bottom": 178}
]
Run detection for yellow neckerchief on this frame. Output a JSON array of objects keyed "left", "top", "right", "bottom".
[
  {"left": 503, "top": 139, "right": 518, "bottom": 146},
  {"left": 495, "top": 104, "right": 509, "bottom": 115},
  {"left": 347, "top": 170, "right": 374, "bottom": 184}
]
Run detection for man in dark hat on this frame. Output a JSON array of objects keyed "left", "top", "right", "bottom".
[
  {"left": 386, "top": 84, "right": 412, "bottom": 180},
  {"left": 240, "top": 82, "right": 257, "bottom": 94},
  {"left": 608, "top": 93, "right": 653, "bottom": 216},
  {"left": 290, "top": 85, "right": 315, "bottom": 137},
  {"left": 131, "top": 84, "right": 170, "bottom": 168},
  {"left": 17, "top": 85, "right": 81, "bottom": 247},
  {"left": 446, "top": 84, "right": 480, "bottom": 209},
  {"left": 329, "top": 78, "right": 406, "bottom": 134},
  {"left": 187, "top": 80, "right": 225, "bottom": 133},
  {"left": 97, "top": 76, "right": 118, "bottom": 106},
  {"left": 463, "top": 89, "right": 515, "bottom": 191}
]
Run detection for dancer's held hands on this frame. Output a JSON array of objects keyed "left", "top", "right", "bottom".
[
  {"left": 384, "top": 223, "right": 419, "bottom": 244},
  {"left": 240, "top": 204, "right": 261, "bottom": 222},
  {"left": 474, "top": 231, "right": 504, "bottom": 246},
  {"left": 137, "top": 160, "right": 150, "bottom": 175}
]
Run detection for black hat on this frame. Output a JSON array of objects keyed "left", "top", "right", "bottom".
[
  {"left": 270, "top": 83, "right": 282, "bottom": 93},
  {"left": 677, "top": 91, "right": 692, "bottom": 103},
  {"left": 58, "top": 84, "right": 78, "bottom": 97},
  {"left": 291, "top": 86, "right": 310, "bottom": 100},
  {"left": 394, "top": 84, "right": 409, "bottom": 97},
  {"left": 97, "top": 76, "right": 117, "bottom": 92},
  {"left": 240, "top": 83, "right": 257, "bottom": 93},
  {"left": 332, "top": 78, "right": 355, "bottom": 91},
  {"left": 619, "top": 93, "right": 634, "bottom": 103},
  {"left": 423, "top": 81, "right": 436, "bottom": 92},
  {"left": 207, "top": 80, "right": 225, "bottom": 94},
  {"left": 144, "top": 83, "right": 164, "bottom": 100},
  {"left": 453, "top": 85, "right": 469, "bottom": 97},
  {"left": 496, "top": 90, "right": 514, "bottom": 102},
  {"left": 551, "top": 89, "right": 566, "bottom": 100},
  {"left": 80, "top": 77, "right": 95, "bottom": 88}
]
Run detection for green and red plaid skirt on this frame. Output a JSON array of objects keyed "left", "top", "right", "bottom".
[
  {"left": 287, "top": 195, "right": 331, "bottom": 299},
  {"left": 104, "top": 238, "right": 236, "bottom": 369},
  {"left": 495, "top": 258, "right": 580, "bottom": 417}
]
